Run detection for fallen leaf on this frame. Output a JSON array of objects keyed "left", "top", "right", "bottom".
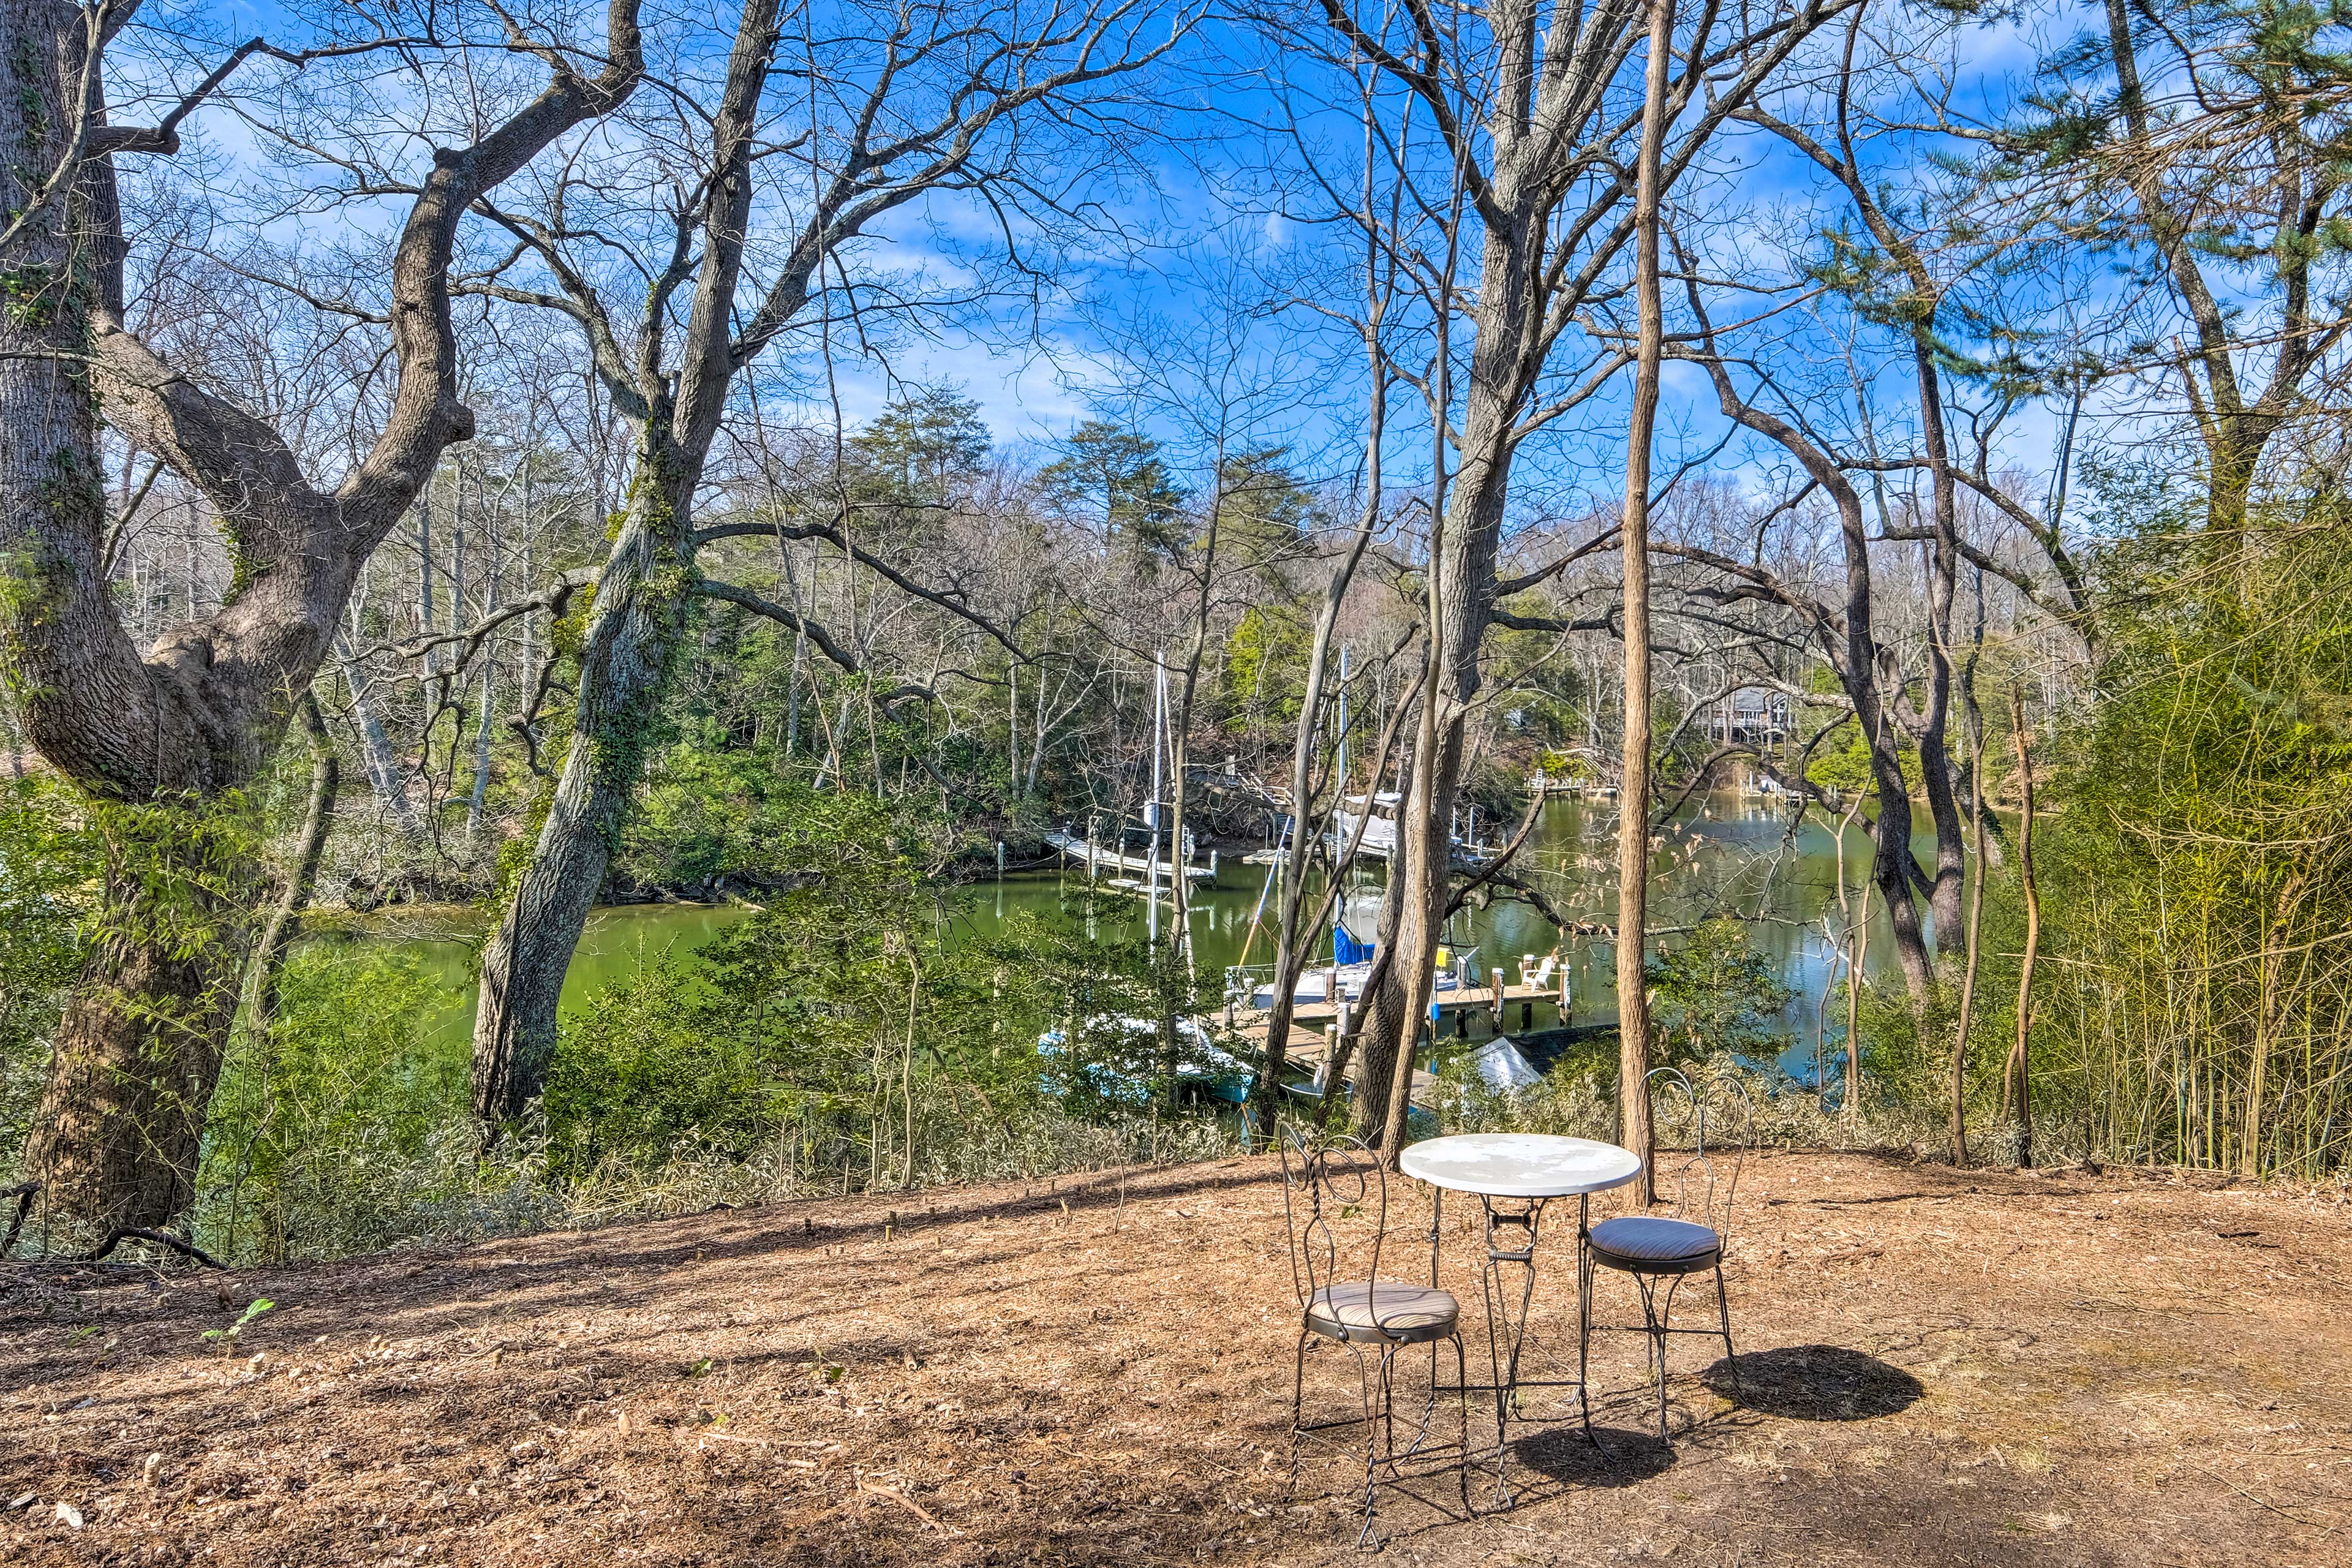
[{"left": 54, "top": 1501, "right": 83, "bottom": 1530}]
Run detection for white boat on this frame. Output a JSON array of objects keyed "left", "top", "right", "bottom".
[
  {"left": 1227, "top": 943, "right": 1482, "bottom": 1010},
  {"left": 1461, "top": 1035, "right": 1544, "bottom": 1091},
  {"left": 1044, "top": 826, "right": 1215, "bottom": 881},
  {"left": 1329, "top": 791, "right": 1490, "bottom": 865},
  {"left": 1038, "top": 1015, "right": 1255, "bottom": 1106},
  {"left": 1329, "top": 791, "right": 1403, "bottom": 859}
]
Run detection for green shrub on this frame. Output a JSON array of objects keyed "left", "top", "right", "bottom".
[
  {"left": 0, "top": 778, "right": 97, "bottom": 1173},
  {"left": 1647, "top": 915, "right": 1795, "bottom": 1066},
  {"left": 195, "top": 944, "right": 479, "bottom": 1260}
]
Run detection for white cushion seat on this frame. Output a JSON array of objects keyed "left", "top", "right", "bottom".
[
  {"left": 1588, "top": 1215, "right": 1721, "bottom": 1272},
  {"left": 1306, "top": 1281, "right": 1460, "bottom": 1344}
]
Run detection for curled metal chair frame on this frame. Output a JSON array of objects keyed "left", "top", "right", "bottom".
[
  {"left": 1280, "top": 1126, "right": 1472, "bottom": 1548},
  {"left": 1578, "top": 1066, "right": 1753, "bottom": 1438}
]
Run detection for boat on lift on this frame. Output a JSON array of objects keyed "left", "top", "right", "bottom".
[
  {"left": 1226, "top": 902, "right": 1482, "bottom": 1011},
  {"left": 1328, "top": 792, "right": 1494, "bottom": 865}
]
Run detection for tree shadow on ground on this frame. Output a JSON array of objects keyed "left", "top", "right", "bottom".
[{"left": 1700, "top": 1344, "right": 1924, "bottom": 1420}]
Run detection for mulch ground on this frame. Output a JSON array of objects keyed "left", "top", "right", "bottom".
[{"left": 2, "top": 1150, "right": 2348, "bottom": 1566}]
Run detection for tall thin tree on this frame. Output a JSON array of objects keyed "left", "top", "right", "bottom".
[{"left": 1615, "top": 0, "right": 1673, "bottom": 1203}]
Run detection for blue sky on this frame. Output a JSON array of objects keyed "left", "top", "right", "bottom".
[{"left": 130, "top": 1, "right": 2168, "bottom": 536}]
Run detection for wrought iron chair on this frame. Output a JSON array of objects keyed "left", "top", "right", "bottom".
[
  {"left": 1578, "top": 1066, "right": 1754, "bottom": 1438},
  {"left": 1279, "top": 1127, "right": 1471, "bottom": 1547}
]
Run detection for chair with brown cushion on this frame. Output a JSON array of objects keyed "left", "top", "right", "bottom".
[
  {"left": 1579, "top": 1066, "right": 1754, "bottom": 1438},
  {"left": 1280, "top": 1128, "right": 1471, "bottom": 1547}
]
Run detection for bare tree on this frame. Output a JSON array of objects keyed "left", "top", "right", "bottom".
[
  {"left": 468, "top": 0, "right": 1189, "bottom": 1131},
  {"left": 1658, "top": 287, "right": 1940, "bottom": 1005},
  {"left": 1278, "top": 0, "right": 1863, "bottom": 1155},
  {"left": 0, "top": 1, "right": 646, "bottom": 1226}
]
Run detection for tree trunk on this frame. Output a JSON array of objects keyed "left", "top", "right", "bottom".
[
  {"left": 1253, "top": 481, "right": 1381, "bottom": 1141},
  {"left": 0, "top": 6, "right": 234, "bottom": 1234},
  {"left": 245, "top": 695, "right": 339, "bottom": 1034},
  {"left": 1348, "top": 837, "right": 1414, "bottom": 1140},
  {"left": 0, "top": 3, "right": 120, "bottom": 788},
  {"left": 1866, "top": 728, "right": 1936, "bottom": 1005},
  {"left": 1948, "top": 690, "right": 1986, "bottom": 1166},
  {"left": 336, "top": 635, "right": 427, "bottom": 843},
  {"left": 473, "top": 447, "right": 695, "bottom": 1129},
  {"left": 1846, "top": 854, "right": 1871, "bottom": 1121},
  {"left": 1374, "top": 679, "right": 1457, "bottom": 1156},
  {"left": 465, "top": 538, "right": 502, "bottom": 842},
  {"left": 2005, "top": 686, "right": 2040, "bottom": 1167},
  {"left": 416, "top": 489, "right": 439, "bottom": 671},
  {"left": 1365, "top": 149, "right": 1546, "bottom": 1160},
  {"left": 1023, "top": 659, "right": 1058, "bottom": 799},
  {"left": 24, "top": 804, "right": 255, "bottom": 1231},
  {"left": 1881, "top": 230, "right": 1966, "bottom": 960},
  {"left": 467, "top": 663, "right": 497, "bottom": 841},
  {"left": 1614, "top": 0, "right": 1671, "bottom": 1204}
]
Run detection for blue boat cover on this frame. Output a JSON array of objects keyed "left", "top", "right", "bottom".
[{"left": 1333, "top": 920, "right": 1376, "bottom": 965}]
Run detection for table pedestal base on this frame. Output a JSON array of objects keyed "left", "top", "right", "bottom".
[{"left": 1430, "top": 1187, "right": 1600, "bottom": 1507}]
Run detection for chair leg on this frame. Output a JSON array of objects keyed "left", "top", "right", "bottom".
[
  {"left": 1289, "top": 1330, "right": 1313, "bottom": 1499},
  {"left": 1449, "top": 1330, "right": 1472, "bottom": 1517},
  {"left": 1378, "top": 1343, "right": 1399, "bottom": 1461},
  {"left": 1577, "top": 1240, "right": 1599, "bottom": 1445},
  {"left": 1631, "top": 1274, "right": 1658, "bottom": 1438},
  {"left": 1358, "top": 1343, "right": 1395, "bottom": 1550},
  {"left": 1634, "top": 1272, "right": 1685, "bottom": 1440},
  {"left": 1713, "top": 1262, "right": 1741, "bottom": 1397},
  {"left": 1400, "top": 1340, "right": 1440, "bottom": 1458}
]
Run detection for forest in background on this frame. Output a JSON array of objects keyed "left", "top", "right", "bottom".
[{"left": 2, "top": 0, "right": 2350, "bottom": 1262}]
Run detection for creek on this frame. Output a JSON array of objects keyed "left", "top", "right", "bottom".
[{"left": 329, "top": 791, "right": 1931, "bottom": 1084}]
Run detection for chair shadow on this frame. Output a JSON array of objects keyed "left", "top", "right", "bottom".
[
  {"left": 1509, "top": 1424, "right": 1676, "bottom": 1488},
  {"left": 1699, "top": 1344, "right": 1924, "bottom": 1421}
]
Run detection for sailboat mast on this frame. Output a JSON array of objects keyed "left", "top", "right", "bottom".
[
  {"left": 1336, "top": 643, "right": 1351, "bottom": 796},
  {"left": 1334, "top": 644, "right": 1350, "bottom": 954},
  {"left": 1147, "top": 650, "right": 1166, "bottom": 942}
]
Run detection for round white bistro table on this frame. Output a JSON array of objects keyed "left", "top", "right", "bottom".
[{"left": 1398, "top": 1133, "right": 1642, "bottom": 1500}]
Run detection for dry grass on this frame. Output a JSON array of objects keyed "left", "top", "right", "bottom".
[{"left": 2, "top": 1151, "right": 2348, "bottom": 1566}]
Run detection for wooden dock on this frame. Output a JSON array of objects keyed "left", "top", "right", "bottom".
[
  {"left": 1044, "top": 830, "right": 1216, "bottom": 882},
  {"left": 1219, "top": 980, "right": 1571, "bottom": 1110},
  {"left": 1225, "top": 979, "right": 1568, "bottom": 1043}
]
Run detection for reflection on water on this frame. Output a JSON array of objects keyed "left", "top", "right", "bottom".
[{"left": 341, "top": 792, "right": 1928, "bottom": 1076}]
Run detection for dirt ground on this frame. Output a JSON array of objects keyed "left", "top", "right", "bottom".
[{"left": 2, "top": 1150, "right": 2348, "bottom": 1567}]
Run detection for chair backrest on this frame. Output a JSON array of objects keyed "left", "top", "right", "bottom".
[
  {"left": 1645, "top": 1065, "right": 1756, "bottom": 1253},
  {"left": 1278, "top": 1126, "right": 1389, "bottom": 1310}
]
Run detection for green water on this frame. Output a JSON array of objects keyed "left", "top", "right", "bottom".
[{"left": 339, "top": 792, "right": 1920, "bottom": 1079}]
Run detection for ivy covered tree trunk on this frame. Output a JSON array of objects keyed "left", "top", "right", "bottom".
[
  {"left": 472, "top": 443, "right": 697, "bottom": 1129},
  {"left": 469, "top": 0, "right": 790, "bottom": 1131},
  {"left": 25, "top": 805, "right": 256, "bottom": 1229}
]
